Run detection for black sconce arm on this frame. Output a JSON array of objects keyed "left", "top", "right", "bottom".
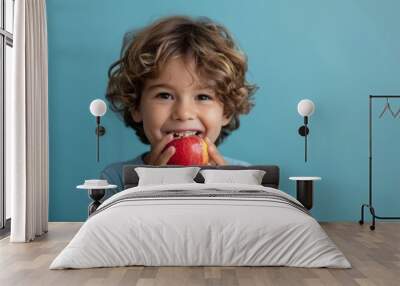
[
  {"left": 298, "top": 116, "right": 310, "bottom": 162},
  {"left": 95, "top": 116, "right": 106, "bottom": 162}
]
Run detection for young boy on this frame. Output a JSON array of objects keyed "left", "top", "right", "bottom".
[{"left": 101, "top": 15, "right": 257, "bottom": 190}]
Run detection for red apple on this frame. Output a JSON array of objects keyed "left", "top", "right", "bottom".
[{"left": 164, "top": 135, "right": 208, "bottom": 166}]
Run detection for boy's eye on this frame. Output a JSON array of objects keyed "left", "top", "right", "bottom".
[
  {"left": 197, "top": 94, "right": 213, "bottom": 101},
  {"left": 156, "top": 92, "right": 173, "bottom": 99}
]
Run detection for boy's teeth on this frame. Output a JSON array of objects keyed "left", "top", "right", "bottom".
[{"left": 171, "top": 131, "right": 198, "bottom": 138}]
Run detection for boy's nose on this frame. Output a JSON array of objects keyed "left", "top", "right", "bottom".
[{"left": 171, "top": 99, "right": 197, "bottom": 121}]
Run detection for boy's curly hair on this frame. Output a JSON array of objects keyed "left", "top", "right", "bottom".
[{"left": 106, "top": 15, "right": 258, "bottom": 146}]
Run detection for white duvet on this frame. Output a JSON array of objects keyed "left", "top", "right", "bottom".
[{"left": 50, "top": 183, "right": 351, "bottom": 269}]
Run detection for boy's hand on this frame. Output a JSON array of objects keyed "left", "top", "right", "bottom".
[
  {"left": 204, "top": 137, "right": 226, "bottom": 166},
  {"left": 146, "top": 134, "right": 176, "bottom": 165}
]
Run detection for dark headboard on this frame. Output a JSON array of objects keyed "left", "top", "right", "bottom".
[{"left": 123, "top": 165, "right": 280, "bottom": 189}]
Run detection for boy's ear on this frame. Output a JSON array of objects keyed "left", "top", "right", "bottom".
[
  {"left": 222, "top": 113, "right": 233, "bottom": 127},
  {"left": 130, "top": 108, "right": 142, "bottom": 123}
]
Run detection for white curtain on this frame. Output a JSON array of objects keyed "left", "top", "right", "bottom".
[{"left": 7, "top": 0, "right": 49, "bottom": 242}]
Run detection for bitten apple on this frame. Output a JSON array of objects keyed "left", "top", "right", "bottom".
[{"left": 164, "top": 135, "right": 208, "bottom": 166}]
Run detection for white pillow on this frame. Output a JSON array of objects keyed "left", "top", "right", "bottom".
[
  {"left": 200, "top": 169, "right": 266, "bottom": 185},
  {"left": 135, "top": 167, "right": 200, "bottom": 186}
]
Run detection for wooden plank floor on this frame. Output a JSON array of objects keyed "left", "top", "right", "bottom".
[{"left": 0, "top": 222, "right": 399, "bottom": 286}]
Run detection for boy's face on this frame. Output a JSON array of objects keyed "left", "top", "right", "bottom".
[{"left": 131, "top": 56, "right": 232, "bottom": 146}]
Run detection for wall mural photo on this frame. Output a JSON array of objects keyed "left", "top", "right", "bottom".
[{"left": 47, "top": 1, "right": 400, "bottom": 222}]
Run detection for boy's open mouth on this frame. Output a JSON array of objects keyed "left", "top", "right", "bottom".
[{"left": 166, "top": 130, "right": 204, "bottom": 138}]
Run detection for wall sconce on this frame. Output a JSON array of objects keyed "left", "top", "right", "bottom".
[
  {"left": 89, "top": 99, "right": 107, "bottom": 162},
  {"left": 297, "top": 99, "right": 315, "bottom": 162}
]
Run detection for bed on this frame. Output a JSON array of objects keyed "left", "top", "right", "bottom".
[{"left": 50, "top": 165, "right": 351, "bottom": 269}]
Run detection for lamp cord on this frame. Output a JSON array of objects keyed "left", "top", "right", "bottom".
[
  {"left": 305, "top": 132, "right": 307, "bottom": 162},
  {"left": 96, "top": 117, "right": 100, "bottom": 162}
]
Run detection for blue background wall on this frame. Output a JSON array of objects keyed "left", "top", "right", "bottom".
[{"left": 47, "top": 0, "right": 400, "bottom": 222}]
